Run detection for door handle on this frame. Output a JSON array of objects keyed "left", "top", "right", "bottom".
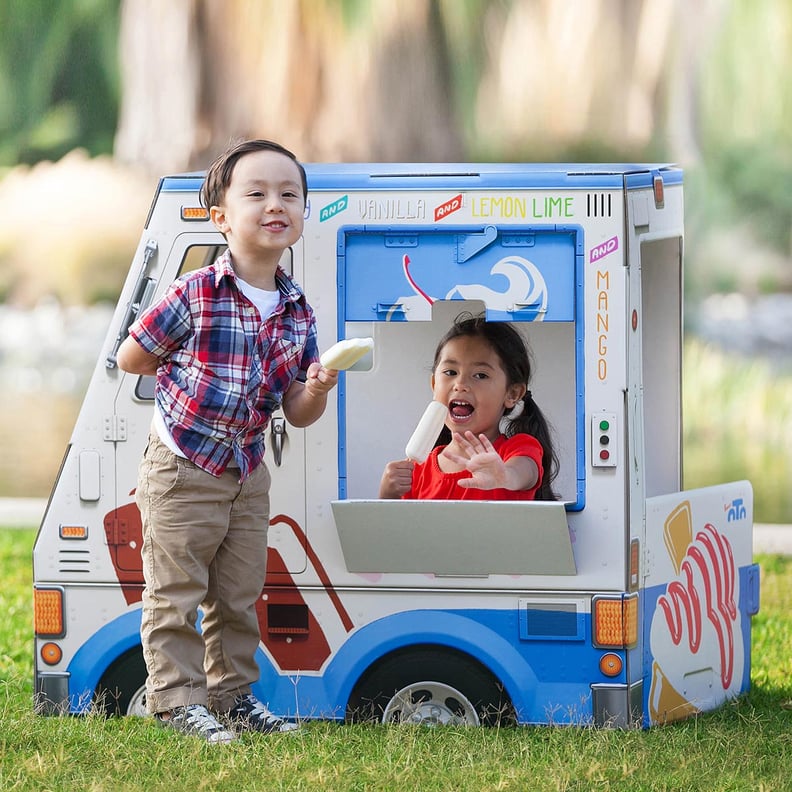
[{"left": 270, "top": 416, "right": 286, "bottom": 467}]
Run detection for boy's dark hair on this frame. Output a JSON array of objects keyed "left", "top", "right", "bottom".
[
  {"left": 200, "top": 139, "right": 308, "bottom": 210},
  {"left": 432, "top": 312, "right": 560, "bottom": 500}
]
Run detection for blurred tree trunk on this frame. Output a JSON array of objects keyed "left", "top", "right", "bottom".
[
  {"left": 115, "top": 0, "right": 702, "bottom": 175},
  {"left": 114, "top": 0, "right": 463, "bottom": 174},
  {"left": 472, "top": 0, "right": 681, "bottom": 159},
  {"left": 114, "top": 0, "right": 204, "bottom": 175},
  {"left": 665, "top": 0, "right": 730, "bottom": 165}
]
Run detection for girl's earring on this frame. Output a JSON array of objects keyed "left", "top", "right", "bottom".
[{"left": 499, "top": 398, "right": 525, "bottom": 434}]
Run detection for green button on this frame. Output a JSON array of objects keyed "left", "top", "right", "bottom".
[{"left": 599, "top": 420, "right": 610, "bottom": 431}]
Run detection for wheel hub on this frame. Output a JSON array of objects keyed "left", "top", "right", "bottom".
[{"left": 381, "top": 681, "right": 481, "bottom": 726}]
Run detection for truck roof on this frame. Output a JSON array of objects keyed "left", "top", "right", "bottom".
[{"left": 158, "top": 162, "right": 682, "bottom": 193}]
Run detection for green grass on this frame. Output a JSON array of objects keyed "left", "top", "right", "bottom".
[{"left": 2, "top": 529, "right": 791, "bottom": 791}]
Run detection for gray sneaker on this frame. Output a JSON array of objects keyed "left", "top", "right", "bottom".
[
  {"left": 156, "top": 704, "right": 236, "bottom": 744},
  {"left": 223, "top": 693, "right": 299, "bottom": 733}
]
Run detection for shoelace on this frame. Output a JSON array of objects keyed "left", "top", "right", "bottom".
[
  {"left": 177, "top": 704, "right": 233, "bottom": 737},
  {"left": 234, "top": 694, "right": 282, "bottom": 725}
]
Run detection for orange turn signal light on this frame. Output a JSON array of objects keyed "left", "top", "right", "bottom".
[
  {"left": 181, "top": 206, "right": 209, "bottom": 221},
  {"left": 40, "top": 642, "right": 63, "bottom": 665},
  {"left": 34, "top": 587, "right": 65, "bottom": 637},
  {"left": 593, "top": 594, "right": 638, "bottom": 648},
  {"left": 599, "top": 652, "right": 624, "bottom": 677}
]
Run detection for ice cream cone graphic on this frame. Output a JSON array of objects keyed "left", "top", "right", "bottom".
[
  {"left": 650, "top": 500, "right": 698, "bottom": 724},
  {"left": 663, "top": 500, "right": 692, "bottom": 574},
  {"left": 649, "top": 661, "right": 701, "bottom": 724}
]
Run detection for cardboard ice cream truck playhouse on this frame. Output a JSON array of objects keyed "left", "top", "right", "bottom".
[{"left": 33, "top": 162, "right": 759, "bottom": 727}]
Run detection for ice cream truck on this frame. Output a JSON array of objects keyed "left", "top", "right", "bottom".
[{"left": 33, "top": 162, "right": 760, "bottom": 727}]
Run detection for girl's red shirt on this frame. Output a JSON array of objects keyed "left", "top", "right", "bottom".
[{"left": 403, "top": 433, "right": 544, "bottom": 501}]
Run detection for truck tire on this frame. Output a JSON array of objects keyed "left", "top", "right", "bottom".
[
  {"left": 95, "top": 647, "right": 148, "bottom": 717},
  {"left": 346, "top": 645, "right": 515, "bottom": 726}
]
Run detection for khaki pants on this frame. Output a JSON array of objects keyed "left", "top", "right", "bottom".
[{"left": 135, "top": 431, "right": 271, "bottom": 714}]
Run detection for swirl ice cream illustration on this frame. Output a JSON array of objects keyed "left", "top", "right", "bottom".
[{"left": 393, "top": 254, "right": 549, "bottom": 321}]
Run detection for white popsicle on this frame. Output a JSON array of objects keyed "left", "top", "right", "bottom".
[
  {"left": 320, "top": 337, "right": 374, "bottom": 370},
  {"left": 405, "top": 401, "right": 447, "bottom": 463}
]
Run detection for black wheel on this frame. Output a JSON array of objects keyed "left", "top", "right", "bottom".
[
  {"left": 95, "top": 647, "right": 148, "bottom": 716},
  {"left": 346, "top": 645, "right": 515, "bottom": 726}
]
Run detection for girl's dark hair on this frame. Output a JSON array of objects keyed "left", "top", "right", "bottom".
[
  {"left": 200, "top": 139, "right": 308, "bottom": 210},
  {"left": 432, "top": 312, "right": 559, "bottom": 500}
]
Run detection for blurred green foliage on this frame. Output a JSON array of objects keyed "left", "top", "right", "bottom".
[
  {"left": 696, "top": 0, "right": 792, "bottom": 260},
  {"left": 0, "top": 0, "right": 120, "bottom": 167},
  {"left": 711, "top": 144, "right": 792, "bottom": 256},
  {"left": 683, "top": 340, "right": 792, "bottom": 524}
]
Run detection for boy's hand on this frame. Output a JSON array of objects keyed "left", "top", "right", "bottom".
[
  {"left": 304, "top": 361, "right": 339, "bottom": 398},
  {"left": 379, "top": 459, "right": 414, "bottom": 498},
  {"left": 282, "top": 362, "right": 338, "bottom": 427}
]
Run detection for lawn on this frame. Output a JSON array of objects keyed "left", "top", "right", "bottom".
[{"left": 2, "top": 528, "right": 790, "bottom": 792}]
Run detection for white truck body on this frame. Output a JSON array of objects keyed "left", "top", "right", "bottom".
[{"left": 33, "top": 163, "right": 759, "bottom": 727}]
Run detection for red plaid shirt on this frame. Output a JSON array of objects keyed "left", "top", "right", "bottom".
[{"left": 129, "top": 250, "right": 318, "bottom": 479}]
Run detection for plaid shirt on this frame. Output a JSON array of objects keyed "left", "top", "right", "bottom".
[{"left": 129, "top": 250, "right": 318, "bottom": 480}]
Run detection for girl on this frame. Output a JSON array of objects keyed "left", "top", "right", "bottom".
[{"left": 379, "top": 313, "right": 559, "bottom": 501}]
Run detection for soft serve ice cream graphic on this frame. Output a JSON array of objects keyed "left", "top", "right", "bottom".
[
  {"left": 393, "top": 253, "right": 548, "bottom": 321},
  {"left": 649, "top": 500, "right": 744, "bottom": 723}
]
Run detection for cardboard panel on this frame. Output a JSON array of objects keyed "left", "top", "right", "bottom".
[{"left": 332, "top": 499, "right": 576, "bottom": 576}]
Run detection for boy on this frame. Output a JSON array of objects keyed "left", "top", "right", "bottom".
[{"left": 117, "top": 140, "right": 338, "bottom": 743}]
